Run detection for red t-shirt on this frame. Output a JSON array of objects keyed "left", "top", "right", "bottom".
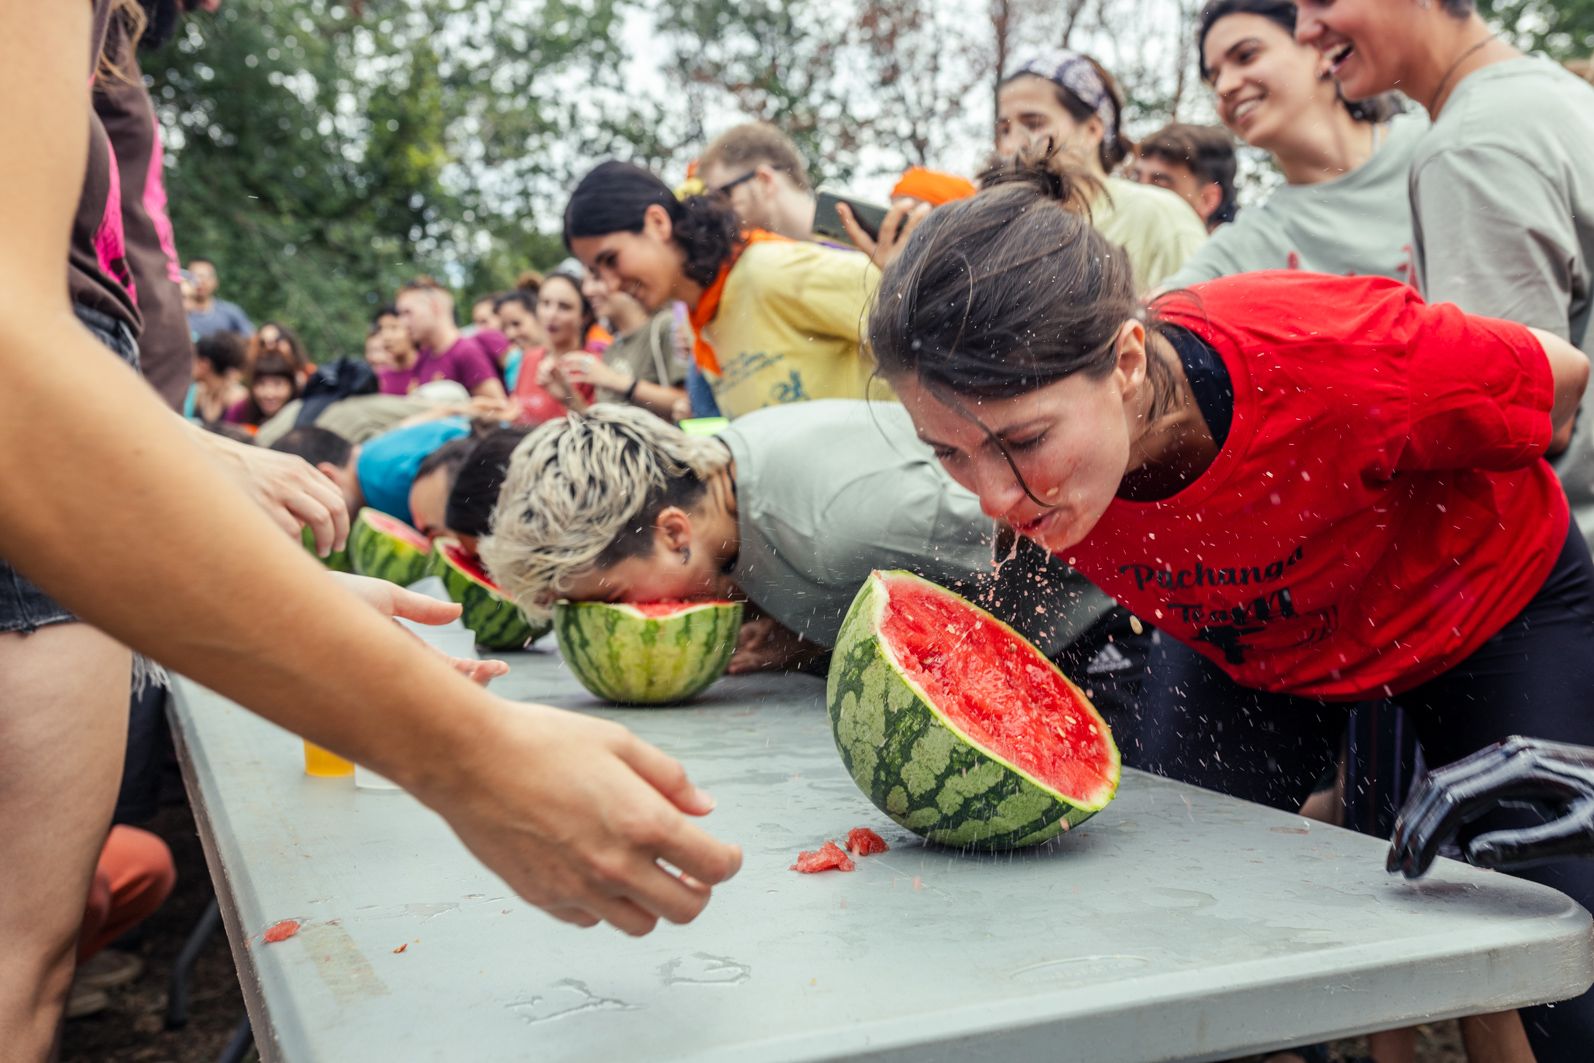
[{"left": 1065, "top": 272, "right": 1568, "bottom": 700}]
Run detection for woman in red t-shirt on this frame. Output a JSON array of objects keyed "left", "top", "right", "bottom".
[{"left": 868, "top": 160, "right": 1594, "bottom": 1055}]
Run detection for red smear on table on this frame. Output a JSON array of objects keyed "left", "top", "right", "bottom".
[
  {"left": 790, "top": 840, "right": 855, "bottom": 873},
  {"left": 393, "top": 943, "right": 408, "bottom": 954},
  {"left": 262, "top": 919, "right": 301, "bottom": 943},
  {"left": 846, "top": 827, "right": 889, "bottom": 856}
]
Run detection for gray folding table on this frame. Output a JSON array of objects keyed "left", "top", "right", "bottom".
[{"left": 168, "top": 620, "right": 1594, "bottom": 1062}]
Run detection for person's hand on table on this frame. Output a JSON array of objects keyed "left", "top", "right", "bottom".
[
  {"left": 1388, "top": 736, "right": 1594, "bottom": 878},
  {"left": 193, "top": 425, "right": 349, "bottom": 556},
  {"left": 837, "top": 200, "right": 930, "bottom": 272},
  {"left": 422, "top": 700, "right": 743, "bottom": 935},
  {"left": 727, "top": 615, "right": 827, "bottom": 674},
  {"left": 332, "top": 572, "right": 511, "bottom": 686}
]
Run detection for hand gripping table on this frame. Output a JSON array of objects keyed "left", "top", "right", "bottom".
[{"left": 168, "top": 626, "right": 1594, "bottom": 1062}]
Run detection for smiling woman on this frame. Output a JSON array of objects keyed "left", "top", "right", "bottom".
[
  {"left": 562, "top": 160, "right": 884, "bottom": 419},
  {"left": 1162, "top": 0, "right": 1420, "bottom": 288},
  {"left": 868, "top": 158, "right": 1594, "bottom": 1060}
]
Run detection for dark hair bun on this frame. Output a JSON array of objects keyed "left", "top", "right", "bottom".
[{"left": 975, "top": 141, "right": 1103, "bottom": 220}]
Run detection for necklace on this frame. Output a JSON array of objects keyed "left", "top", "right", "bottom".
[{"left": 1428, "top": 32, "right": 1500, "bottom": 114}]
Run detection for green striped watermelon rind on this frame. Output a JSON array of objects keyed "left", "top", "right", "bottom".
[
  {"left": 554, "top": 600, "right": 744, "bottom": 706},
  {"left": 826, "top": 570, "right": 1121, "bottom": 851},
  {"left": 430, "top": 540, "right": 552, "bottom": 650},
  {"left": 348, "top": 508, "right": 432, "bottom": 587},
  {"left": 300, "top": 524, "right": 354, "bottom": 574}
]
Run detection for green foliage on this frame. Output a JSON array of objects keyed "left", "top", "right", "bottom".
[
  {"left": 143, "top": 0, "right": 633, "bottom": 360},
  {"left": 1482, "top": 0, "right": 1594, "bottom": 56}
]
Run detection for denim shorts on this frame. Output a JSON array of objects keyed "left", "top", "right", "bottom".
[{"left": 0, "top": 304, "right": 140, "bottom": 634}]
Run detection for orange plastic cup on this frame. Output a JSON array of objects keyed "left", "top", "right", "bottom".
[{"left": 303, "top": 740, "right": 355, "bottom": 777}]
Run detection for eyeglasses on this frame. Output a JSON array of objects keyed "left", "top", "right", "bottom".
[{"left": 714, "top": 170, "right": 758, "bottom": 197}]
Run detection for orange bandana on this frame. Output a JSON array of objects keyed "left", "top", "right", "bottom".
[
  {"left": 686, "top": 229, "right": 788, "bottom": 375},
  {"left": 890, "top": 167, "right": 976, "bottom": 207}
]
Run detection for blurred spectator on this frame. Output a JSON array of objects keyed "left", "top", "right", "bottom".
[
  {"left": 225, "top": 351, "right": 300, "bottom": 430},
  {"left": 571, "top": 272, "right": 689, "bottom": 420},
  {"left": 470, "top": 294, "right": 502, "bottom": 333},
  {"left": 184, "top": 257, "right": 253, "bottom": 339},
  {"left": 364, "top": 323, "right": 396, "bottom": 371},
  {"left": 997, "top": 51, "right": 1207, "bottom": 291},
  {"left": 1133, "top": 123, "right": 1239, "bottom": 231},
  {"left": 384, "top": 277, "right": 509, "bottom": 402},
  {"left": 185, "top": 331, "right": 248, "bottom": 423},
  {"left": 250, "top": 321, "right": 313, "bottom": 381},
  {"left": 697, "top": 122, "right": 818, "bottom": 241},
  {"left": 374, "top": 304, "right": 417, "bottom": 372}
]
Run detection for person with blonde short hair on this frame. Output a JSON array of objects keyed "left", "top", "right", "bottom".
[{"left": 482, "top": 402, "right": 1142, "bottom": 704}]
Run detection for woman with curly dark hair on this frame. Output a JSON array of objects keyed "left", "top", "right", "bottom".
[{"left": 564, "top": 160, "right": 886, "bottom": 419}]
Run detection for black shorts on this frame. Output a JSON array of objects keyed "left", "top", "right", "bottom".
[{"left": 0, "top": 304, "right": 140, "bottom": 635}]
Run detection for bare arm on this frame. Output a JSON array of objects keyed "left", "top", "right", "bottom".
[
  {"left": 1, "top": 4, "right": 737, "bottom": 934},
  {"left": 1529, "top": 327, "right": 1589, "bottom": 456}
]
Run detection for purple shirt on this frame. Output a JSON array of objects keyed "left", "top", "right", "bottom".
[{"left": 379, "top": 330, "right": 508, "bottom": 396}]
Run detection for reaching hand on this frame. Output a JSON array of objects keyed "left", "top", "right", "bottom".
[
  {"left": 558, "top": 351, "right": 627, "bottom": 394},
  {"left": 423, "top": 701, "right": 743, "bottom": 934},
  {"left": 195, "top": 425, "right": 350, "bottom": 556},
  {"left": 836, "top": 200, "right": 931, "bottom": 272},
  {"left": 332, "top": 572, "right": 511, "bottom": 686},
  {"left": 1388, "top": 736, "right": 1594, "bottom": 878},
  {"left": 727, "top": 615, "right": 827, "bottom": 674}
]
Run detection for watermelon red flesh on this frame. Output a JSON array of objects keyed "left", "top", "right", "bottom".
[
  {"left": 431, "top": 540, "right": 550, "bottom": 650},
  {"left": 881, "top": 576, "right": 1114, "bottom": 806},
  {"left": 791, "top": 841, "right": 855, "bottom": 873},
  {"left": 363, "top": 511, "right": 430, "bottom": 551},
  {"left": 627, "top": 600, "right": 738, "bottom": 618},
  {"left": 846, "top": 827, "right": 889, "bottom": 856},
  {"left": 440, "top": 541, "right": 499, "bottom": 590}
]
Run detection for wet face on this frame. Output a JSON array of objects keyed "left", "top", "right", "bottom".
[
  {"left": 536, "top": 276, "right": 586, "bottom": 353},
  {"left": 496, "top": 299, "right": 541, "bottom": 349},
  {"left": 891, "top": 343, "right": 1141, "bottom": 553},
  {"left": 569, "top": 207, "right": 687, "bottom": 313},
  {"left": 407, "top": 466, "right": 453, "bottom": 540},
  {"left": 995, "top": 76, "right": 1094, "bottom": 160},
  {"left": 561, "top": 536, "right": 734, "bottom": 606},
  {"left": 377, "top": 312, "right": 413, "bottom": 358},
  {"left": 1204, "top": 13, "right": 1335, "bottom": 150},
  {"left": 1294, "top": 0, "right": 1412, "bottom": 102},
  {"left": 251, "top": 374, "right": 294, "bottom": 418}
]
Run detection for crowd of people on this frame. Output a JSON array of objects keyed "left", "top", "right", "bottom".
[{"left": 9, "top": 0, "right": 1594, "bottom": 1060}]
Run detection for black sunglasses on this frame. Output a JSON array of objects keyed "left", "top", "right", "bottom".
[{"left": 714, "top": 170, "right": 758, "bottom": 196}]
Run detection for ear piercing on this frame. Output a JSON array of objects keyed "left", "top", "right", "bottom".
[{"left": 681, "top": 547, "right": 692, "bottom": 564}]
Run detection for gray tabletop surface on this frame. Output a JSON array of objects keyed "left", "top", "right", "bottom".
[{"left": 169, "top": 615, "right": 1594, "bottom": 1063}]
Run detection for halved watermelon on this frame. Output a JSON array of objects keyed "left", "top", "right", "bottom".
[
  {"left": 300, "top": 524, "right": 353, "bottom": 574},
  {"left": 348, "top": 508, "right": 432, "bottom": 587},
  {"left": 554, "top": 599, "right": 743, "bottom": 705},
  {"left": 827, "top": 571, "right": 1120, "bottom": 850},
  {"left": 431, "top": 539, "right": 551, "bottom": 650}
]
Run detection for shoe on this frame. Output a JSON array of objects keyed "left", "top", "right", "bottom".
[
  {"left": 64, "top": 982, "right": 109, "bottom": 1020},
  {"left": 75, "top": 949, "right": 144, "bottom": 990}
]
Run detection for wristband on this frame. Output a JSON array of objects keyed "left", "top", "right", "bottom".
[{"left": 623, "top": 376, "right": 640, "bottom": 402}]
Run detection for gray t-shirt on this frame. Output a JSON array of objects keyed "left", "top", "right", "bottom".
[
  {"left": 1410, "top": 57, "right": 1594, "bottom": 541},
  {"left": 597, "top": 310, "right": 688, "bottom": 403},
  {"left": 721, "top": 400, "right": 1115, "bottom": 654},
  {"left": 187, "top": 299, "right": 253, "bottom": 340},
  {"left": 1165, "top": 112, "right": 1426, "bottom": 289}
]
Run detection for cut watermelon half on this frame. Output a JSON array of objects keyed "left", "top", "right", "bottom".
[
  {"left": 431, "top": 539, "right": 550, "bottom": 650},
  {"left": 554, "top": 599, "right": 743, "bottom": 705},
  {"left": 348, "top": 508, "right": 433, "bottom": 587},
  {"left": 827, "top": 571, "right": 1121, "bottom": 849}
]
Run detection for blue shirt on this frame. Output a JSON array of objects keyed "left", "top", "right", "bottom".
[
  {"left": 186, "top": 299, "right": 254, "bottom": 340},
  {"left": 355, "top": 418, "right": 471, "bottom": 524}
]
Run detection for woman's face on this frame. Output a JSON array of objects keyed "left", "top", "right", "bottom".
[
  {"left": 568, "top": 206, "right": 686, "bottom": 313},
  {"left": 536, "top": 278, "right": 586, "bottom": 352},
  {"left": 497, "top": 299, "right": 542, "bottom": 349},
  {"left": 995, "top": 76, "right": 1094, "bottom": 160},
  {"left": 1204, "top": 14, "right": 1336, "bottom": 149},
  {"left": 1294, "top": 0, "right": 1411, "bottom": 102},
  {"left": 891, "top": 351, "right": 1139, "bottom": 554},
  {"left": 252, "top": 375, "right": 294, "bottom": 417}
]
